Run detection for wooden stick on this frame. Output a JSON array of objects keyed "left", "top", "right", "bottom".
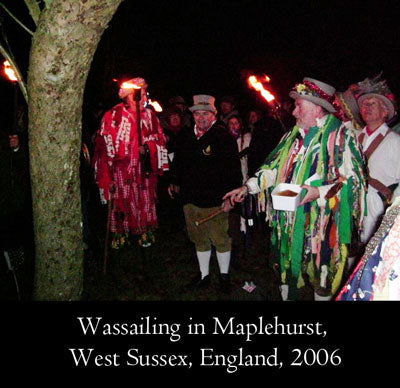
[
  {"left": 194, "top": 208, "right": 224, "bottom": 226},
  {"left": 103, "top": 197, "right": 112, "bottom": 275}
]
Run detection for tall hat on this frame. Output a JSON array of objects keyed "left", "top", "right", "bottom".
[
  {"left": 334, "top": 83, "right": 363, "bottom": 129},
  {"left": 356, "top": 73, "right": 397, "bottom": 120},
  {"left": 118, "top": 77, "right": 148, "bottom": 99},
  {"left": 289, "top": 77, "right": 336, "bottom": 113},
  {"left": 189, "top": 95, "right": 217, "bottom": 113}
]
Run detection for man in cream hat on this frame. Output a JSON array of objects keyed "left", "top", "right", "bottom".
[
  {"left": 356, "top": 74, "right": 400, "bottom": 244},
  {"left": 92, "top": 77, "right": 168, "bottom": 264},
  {"left": 169, "top": 94, "right": 242, "bottom": 293},
  {"left": 224, "top": 78, "right": 367, "bottom": 301}
]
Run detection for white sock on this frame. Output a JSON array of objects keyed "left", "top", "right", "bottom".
[
  {"left": 216, "top": 250, "right": 231, "bottom": 274},
  {"left": 196, "top": 250, "right": 211, "bottom": 279}
]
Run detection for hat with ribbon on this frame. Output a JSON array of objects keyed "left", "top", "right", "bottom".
[
  {"left": 118, "top": 77, "right": 148, "bottom": 99},
  {"left": 189, "top": 94, "right": 217, "bottom": 113},
  {"left": 356, "top": 73, "right": 397, "bottom": 121},
  {"left": 289, "top": 77, "right": 336, "bottom": 113},
  {"left": 334, "top": 83, "right": 364, "bottom": 129}
]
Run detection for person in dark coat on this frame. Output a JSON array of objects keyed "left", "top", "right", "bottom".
[
  {"left": 247, "top": 108, "right": 284, "bottom": 177},
  {"left": 0, "top": 128, "right": 32, "bottom": 299},
  {"left": 169, "top": 95, "right": 242, "bottom": 293}
]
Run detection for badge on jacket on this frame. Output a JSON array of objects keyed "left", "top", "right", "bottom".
[{"left": 202, "top": 145, "right": 212, "bottom": 155}]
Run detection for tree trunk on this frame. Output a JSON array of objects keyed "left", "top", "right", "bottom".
[{"left": 28, "top": 0, "right": 124, "bottom": 300}]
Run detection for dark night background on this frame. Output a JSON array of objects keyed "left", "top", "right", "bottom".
[
  {"left": 1, "top": 0, "right": 400, "bottom": 134},
  {"left": 2, "top": 1, "right": 400, "bottom": 376}
]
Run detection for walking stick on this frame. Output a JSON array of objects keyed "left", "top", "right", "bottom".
[
  {"left": 135, "top": 88, "right": 152, "bottom": 178},
  {"left": 103, "top": 194, "right": 112, "bottom": 275},
  {"left": 194, "top": 208, "right": 224, "bottom": 226},
  {"left": 4, "top": 251, "right": 21, "bottom": 300}
]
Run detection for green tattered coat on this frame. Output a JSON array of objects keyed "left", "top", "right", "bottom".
[{"left": 256, "top": 115, "right": 367, "bottom": 299}]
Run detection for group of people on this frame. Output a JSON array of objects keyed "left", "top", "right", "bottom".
[{"left": 92, "top": 73, "right": 400, "bottom": 301}]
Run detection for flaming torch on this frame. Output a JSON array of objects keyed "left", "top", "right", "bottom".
[
  {"left": 3, "top": 60, "right": 17, "bottom": 82},
  {"left": 148, "top": 99, "right": 163, "bottom": 113},
  {"left": 3, "top": 60, "right": 19, "bottom": 130},
  {"left": 247, "top": 74, "right": 286, "bottom": 131}
]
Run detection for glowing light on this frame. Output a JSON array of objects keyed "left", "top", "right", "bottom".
[
  {"left": 248, "top": 75, "right": 275, "bottom": 103},
  {"left": 148, "top": 99, "right": 163, "bottom": 112},
  {"left": 121, "top": 81, "right": 141, "bottom": 90},
  {"left": 3, "top": 60, "right": 17, "bottom": 82}
]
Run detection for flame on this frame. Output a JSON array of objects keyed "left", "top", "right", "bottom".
[
  {"left": 3, "top": 60, "right": 17, "bottom": 82},
  {"left": 121, "top": 81, "right": 141, "bottom": 90},
  {"left": 264, "top": 75, "right": 271, "bottom": 83},
  {"left": 148, "top": 99, "right": 163, "bottom": 112},
  {"left": 248, "top": 75, "right": 275, "bottom": 103}
]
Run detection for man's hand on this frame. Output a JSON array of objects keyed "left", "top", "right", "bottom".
[
  {"left": 299, "top": 184, "right": 319, "bottom": 205},
  {"left": 222, "top": 185, "right": 248, "bottom": 206},
  {"left": 168, "top": 184, "right": 180, "bottom": 199},
  {"left": 9, "top": 135, "right": 19, "bottom": 149},
  {"left": 221, "top": 198, "right": 233, "bottom": 213}
]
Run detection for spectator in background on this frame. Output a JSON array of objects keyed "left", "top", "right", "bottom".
[
  {"left": 167, "top": 95, "right": 192, "bottom": 128},
  {"left": 159, "top": 107, "right": 188, "bottom": 232},
  {"left": 247, "top": 108, "right": 283, "bottom": 177},
  {"left": 227, "top": 115, "right": 251, "bottom": 268},
  {"left": 219, "top": 95, "right": 239, "bottom": 125},
  {"left": 0, "top": 126, "right": 32, "bottom": 299}
]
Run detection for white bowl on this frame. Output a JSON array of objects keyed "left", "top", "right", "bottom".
[{"left": 271, "top": 183, "right": 302, "bottom": 211}]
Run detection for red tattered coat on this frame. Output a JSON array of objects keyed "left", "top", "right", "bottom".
[{"left": 92, "top": 103, "right": 168, "bottom": 235}]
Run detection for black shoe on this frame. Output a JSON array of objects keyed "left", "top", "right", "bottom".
[
  {"left": 219, "top": 273, "right": 231, "bottom": 293},
  {"left": 185, "top": 273, "right": 211, "bottom": 291}
]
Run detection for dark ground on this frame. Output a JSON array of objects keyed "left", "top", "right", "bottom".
[
  {"left": 80, "top": 187, "right": 286, "bottom": 302},
  {"left": 0, "top": 180, "right": 317, "bottom": 301}
]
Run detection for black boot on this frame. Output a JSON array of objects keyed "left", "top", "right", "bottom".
[
  {"left": 218, "top": 273, "right": 231, "bottom": 294},
  {"left": 184, "top": 273, "right": 211, "bottom": 291}
]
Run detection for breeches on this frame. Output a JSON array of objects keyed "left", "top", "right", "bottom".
[{"left": 183, "top": 203, "right": 231, "bottom": 252}]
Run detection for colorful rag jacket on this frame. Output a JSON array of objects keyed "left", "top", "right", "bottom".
[
  {"left": 337, "top": 198, "right": 400, "bottom": 301},
  {"left": 92, "top": 103, "right": 168, "bottom": 236},
  {"left": 253, "top": 114, "right": 367, "bottom": 298}
]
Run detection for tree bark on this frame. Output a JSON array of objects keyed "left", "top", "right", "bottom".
[{"left": 28, "top": 0, "right": 124, "bottom": 300}]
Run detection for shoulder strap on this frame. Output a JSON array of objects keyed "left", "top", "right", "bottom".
[{"left": 364, "top": 133, "right": 385, "bottom": 159}]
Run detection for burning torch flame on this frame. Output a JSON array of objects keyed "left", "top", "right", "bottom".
[
  {"left": 148, "top": 99, "right": 163, "bottom": 112},
  {"left": 248, "top": 75, "right": 275, "bottom": 103},
  {"left": 120, "top": 81, "right": 141, "bottom": 90},
  {"left": 3, "top": 60, "right": 17, "bottom": 82}
]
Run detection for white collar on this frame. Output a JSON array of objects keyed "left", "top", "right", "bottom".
[
  {"left": 194, "top": 120, "right": 217, "bottom": 137},
  {"left": 362, "top": 122, "right": 389, "bottom": 137}
]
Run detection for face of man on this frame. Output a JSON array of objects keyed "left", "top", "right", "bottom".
[
  {"left": 221, "top": 101, "right": 234, "bottom": 115},
  {"left": 359, "top": 97, "right": 388, "bottom": 127},
  {"left": 169, "top": 113, "right": 181, "bottom": 127},
  {"left": 249, "top": 111, "right": 260, "bottom": 124},
  {"left": 193, "top": 110, "right": 216, "bottom": 131},
  {"left": 292, "top": 98, "right": 320, "bottom": 129},
  {"left": 228, "top": 117, "right": 241, "bottom": 138}
]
